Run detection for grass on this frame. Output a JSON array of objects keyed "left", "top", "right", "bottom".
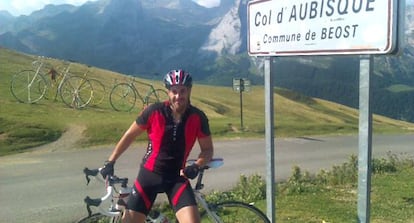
[
  {"left": 1, "top": 47, "right": 414, "bottom": 156},
  {"left": 202, "top": 153, "right": 414, "bottom": 222},
  {"left": 147, "top": 153, "right": 414, "bottom": 222}
]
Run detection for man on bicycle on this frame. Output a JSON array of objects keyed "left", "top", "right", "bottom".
[{"left": 101, "top": 69, "right": 214, "bottom": 223}]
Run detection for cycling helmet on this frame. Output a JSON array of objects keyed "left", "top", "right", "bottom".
[{"left": 164, "top": 69, "right": 193, "bottom": 89}]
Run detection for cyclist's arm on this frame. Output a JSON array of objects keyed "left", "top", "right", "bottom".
[
  {"left": 108, "top": 121, "right": 145, "bottom": 162},
  {"left": 194, "top": 135, "right": 214, "bottom": 167}
]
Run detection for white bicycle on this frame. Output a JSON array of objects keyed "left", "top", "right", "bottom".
[
  {"left": 77, "top": 158, "right": 270, "bottom": 223},
  {"left": 10, "top": 56, "right": 93, "bottom": 109}
]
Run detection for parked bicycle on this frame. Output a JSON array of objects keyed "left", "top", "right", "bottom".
[
  {"left": 78, "top": 158, "right": 270, "bottom": 223},
  {"left": 109, "top": 77, "right": 168, "bottom": 112},
  {"left": 10, "top": 56, "right": 93, "bottom": 109},
  {"left": 73, "top": 66, "right": 106, "bottom": 107}
]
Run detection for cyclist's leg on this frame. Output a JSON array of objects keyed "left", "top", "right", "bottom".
[
  {"left": 126, "top": 168, "right": 161, "bottom": 223},
  {"left": 123, "top": 210, "right": 146, "bottom": 223},
  {"left": 166, "top": 176, "right": 200, "bottom": 223}
]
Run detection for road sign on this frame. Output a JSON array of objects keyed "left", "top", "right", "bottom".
[
  {"left": 233, "top": 78, "right": 251, "bottom": 92},
  {"left": 248, "top": 0, "right": 402, "bottom": 56}
]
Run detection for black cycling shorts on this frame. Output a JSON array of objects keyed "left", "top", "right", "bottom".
[{"left": 126, "top": 167, "right": 197, "bottom": 215}]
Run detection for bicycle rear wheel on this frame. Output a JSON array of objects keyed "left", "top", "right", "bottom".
[
  {"left": 10, "top": 70, "right": 48, "bottom": 104},
  {"left": 88, "top": 78, "right": 106, "bottom": 106},
  {"left": 201, "top": 201, "right": 270, "bottom": 223},
  {"left": 59, "top": 76, "right": 93, "bottom": 109},
  {"left": 77, "top": 213, "right": 121, "bottom": 223},
  {"left": 109, "top": 83, "right": 137, "bottom": 112},
  {"left": 145, "top": 89, "right": 168, "bottom": 106}
]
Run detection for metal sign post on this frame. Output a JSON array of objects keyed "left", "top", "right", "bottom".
[
  {"left": 357, "top": 55, "right": 373, "bottom": 223},
  {"left": 264, "top": 57, "right": 275, "bottom": 223},
  {"left": 233, "top": 78, "right": 251, "bottom": 130}
]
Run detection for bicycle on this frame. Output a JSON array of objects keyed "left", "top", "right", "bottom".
[
  {"left": 72, "top": 65, "right": 106, "bottom": 107},
  {"left": 78, "top": 158, "right": 270, "bottom": 223},
  {"left": 109, "top": 77, "right": 168, "bottom": 112},
  {"left": 10, "top": 56, "right": 93, "bottom": 109},
  {"left": 88, "top": 78, "right": 106, "bottom": 106}
]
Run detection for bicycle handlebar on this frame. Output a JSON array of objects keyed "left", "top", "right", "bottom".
[
  {"left": 187, "top": 158, "right": 224, "bottom": 170},
  {"left": 82, "top": 167, "right": 129, "bottom": 217}
]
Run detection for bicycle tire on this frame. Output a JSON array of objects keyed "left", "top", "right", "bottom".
[
  {"left": 88, "top": 78, "right": 106, "bottom": 106},
  {"left": 109, "top": 83, "right": 137, "bottom": 112},
  {"left": 10, "top": 70, "right": 48, "bottom": 104},
  {"left": 200, "top": 201, "right": 270, "bottom": 223},
  {"left": 145, "top": 89, "right": 168, "bottom": 106},
  {"left": 59, "top": 76, "right": 93, "bottom": 109},
  {"left": 77, "top": 213, "right": 115, "bottom": 223}
]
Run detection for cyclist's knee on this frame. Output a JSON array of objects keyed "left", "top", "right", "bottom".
[
  {"left": 175, "top": 205, "right": 200, "bottom": 223},
  {"left": 124, "top": 209, "right": 146, "bottom": 223}
]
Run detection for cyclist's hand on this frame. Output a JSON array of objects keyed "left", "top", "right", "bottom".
[
  {"left": 100, "top": 160, "right": 115, "bottom": 179},
  {"left": 183, "top": 163, "right": 200, "bottom": 179}
]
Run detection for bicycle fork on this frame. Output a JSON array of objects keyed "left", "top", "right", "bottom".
[{"left": 195, "top": 192, "right": 223, "bottom": 223}]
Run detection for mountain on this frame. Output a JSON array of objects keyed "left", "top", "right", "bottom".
[
  {"left": 0, "top": 0, "right": 236, "bottom": 78},
  {"left": 1, "top": 0, "right": 414, "bottom": 123}
]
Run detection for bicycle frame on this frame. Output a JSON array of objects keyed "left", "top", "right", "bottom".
[
  {"left": 55, "top": 62, "right": 72, "bottom": 94},
  {"left": 130, "top": 78, "right": 156, "bottom": 104},
  {"left": 29, "top": 60, "right": 44, "bottom": 87},
  {"left": 191, "top": 158, "right": 225, "bottom": 223}
]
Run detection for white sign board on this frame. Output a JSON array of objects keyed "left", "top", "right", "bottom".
[{"left": 248, "top": 0, "right": 400, "bottom": 56}]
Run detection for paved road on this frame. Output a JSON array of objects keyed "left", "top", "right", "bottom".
[{"left": 0, "top": 134, "right": 413, "bottom": 223}]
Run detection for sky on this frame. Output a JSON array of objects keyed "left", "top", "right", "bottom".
[{"left": 0, "top": 0, "right": 221, "bottom": 16}]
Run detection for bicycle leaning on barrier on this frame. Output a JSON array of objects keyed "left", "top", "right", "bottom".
[
  {"left": 10, "top": 56, "right": 94, "bottom": 109},
  {"left": 77, "top": 158, "right": 270, "bottom": 223},
  {"left": 109, "top": 77, "right": 168, "bottom": 112}
]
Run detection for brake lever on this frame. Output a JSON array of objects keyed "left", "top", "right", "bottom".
[{"left": 83, "top": 167, "right": 99, "bottom": 185}]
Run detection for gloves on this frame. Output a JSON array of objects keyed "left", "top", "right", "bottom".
[
  {"left": 100, "top": 160, "right": 115, "bottom": 179},
  {"left": 183, "top": 163, "right": 200, "bottom": 179}
]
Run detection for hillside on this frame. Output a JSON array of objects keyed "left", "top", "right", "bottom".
[{"left": 1, "top": 48, "right": 414, "bottom": 156}]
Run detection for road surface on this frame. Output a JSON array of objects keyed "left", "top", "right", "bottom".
[{"left": 0, "top": 134, "right": 413, "bottom": 222}]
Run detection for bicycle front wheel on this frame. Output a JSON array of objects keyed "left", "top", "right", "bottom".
[
  {"left": 145, "top": 89, "right": 168, "bottom": 106},
  {"left": 201, "top": 201, "right": 270, "bottom": 223},
  {"left": 76, "top": 213, "right": 121, "bottom": 223},
  {"left": 10, "top": 70, "right": 48, "bottom": 104},
  {"left": 109, "top": 83, "right": 137, "bottom": 112},
  {"left": 59, "top": 76, "right": 93, "bottom": 109}
]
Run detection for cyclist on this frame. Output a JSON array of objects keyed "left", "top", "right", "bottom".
[{"left": 100, "top": 69, "right": 214, "bottom": 223}]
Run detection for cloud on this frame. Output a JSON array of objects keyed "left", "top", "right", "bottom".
[
  {"left": 0, "top": 0, "right": 96, "bottom": 16},
  {"left": 1, "top": 0, "right": 222, "bottom": 16},
  {"left": 192, "top": 0, "right": 220, "bottom": 8}
]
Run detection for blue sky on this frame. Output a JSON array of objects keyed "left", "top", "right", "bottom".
[{"left": 0, "top": 0, "right": 221, "bottom": 16}]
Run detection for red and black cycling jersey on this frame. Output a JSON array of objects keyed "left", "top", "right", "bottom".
[{"left": 136, "top": 101, "right": 211, "bottom": 176}]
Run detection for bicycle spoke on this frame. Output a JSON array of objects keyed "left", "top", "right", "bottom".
[
  {"left": 10, "top": 70, "right": 47, "bottom": 104},
  {"left": 109, "top": 83, "right": 136, "bottom": 112},
  {"left": 60, "top": 76, "right": 93, "bottom": 109}
]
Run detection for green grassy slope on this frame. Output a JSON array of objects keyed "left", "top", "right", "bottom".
[{"left": 1, "top": 47, "right": 413, "bottom": 156}]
